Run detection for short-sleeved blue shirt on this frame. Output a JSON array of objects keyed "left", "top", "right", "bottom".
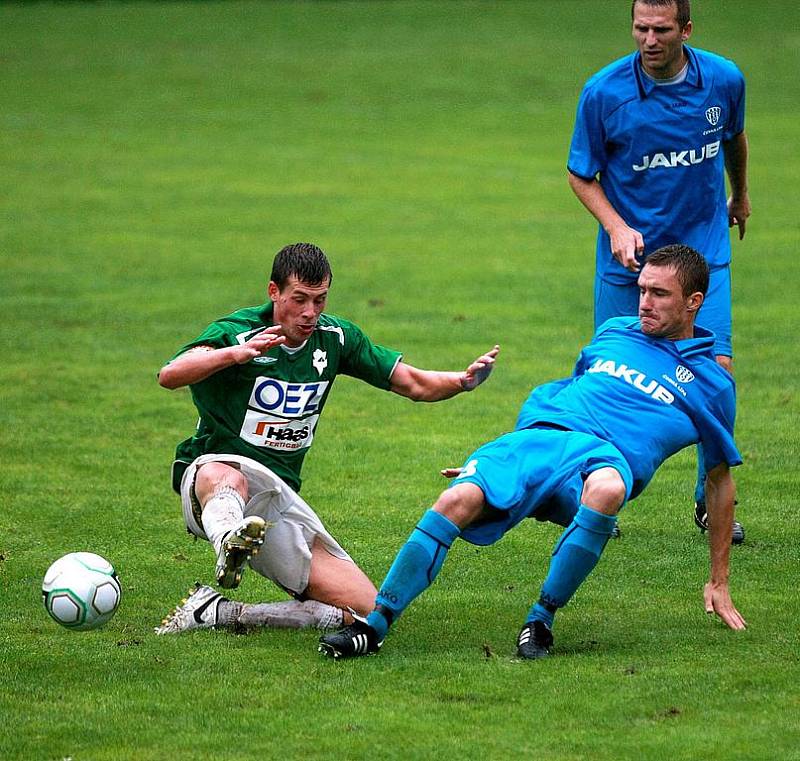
[
  {"left": 514, "top": 317, "right": 741, "bottom": 498},
  {"left": 568, "top": 46, "right": 746, "bottom": 284}
]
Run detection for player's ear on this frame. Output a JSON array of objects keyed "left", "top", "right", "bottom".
[
  {"left": 268, "top": 280, "right": 280, "bottom": 302},
  {"left": 681, "top": 20, "right": 692, "bottom": 41},
  {"left": 686, "top": 291, "right": 703, "bottom": 313}
]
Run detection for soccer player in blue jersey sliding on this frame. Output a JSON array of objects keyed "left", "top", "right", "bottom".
[
  {"left": 319, "top": 244, "right": 746, "bottom": 660},
  {"left": 567, "top": 0, "right": 750, "bottom": 543}
]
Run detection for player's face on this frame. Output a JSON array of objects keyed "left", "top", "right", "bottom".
[
  {"left": 268, "top": 275, "right": 330, "bottom": 347},
  {"left": 638, "top": 264, "right": 701, "bottom": 341},
  {"left": 632, "top": 1, "right": 692, "bottom": 79}
]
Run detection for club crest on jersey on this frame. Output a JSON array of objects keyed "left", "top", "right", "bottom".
[
  {"left": 312, "top": 349, "right": 328, "bottom": 376},
  {"left": 587, "top": 359, "right": 675, "bottom": 404},
  {"left": 675, "top": 365, "right": 695, "bottom": 384},
  {"left": 705, "top": 106, "right": 722, "bottom": 126},
  {"left": 632, "top": 140, "right": 719, "bottom": 171}
]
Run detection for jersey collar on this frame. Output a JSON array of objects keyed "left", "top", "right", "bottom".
[
  {"left": 632, "top": 45, "right": 703, "bottom": 99},
  {"left": 673, "top": 323, "right": 716, "bottom": 359}
]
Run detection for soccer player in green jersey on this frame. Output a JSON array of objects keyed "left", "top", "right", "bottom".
[{"left": 155, "top": 243, "right": 499, "bottom": 635}]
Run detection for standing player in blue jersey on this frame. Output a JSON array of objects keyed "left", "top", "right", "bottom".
[
  {"left": 319, "top": 245, "right": 746, "bottom": 660},
  {"left": 567, "top": 0, "right": 750, "bottom": 543}
]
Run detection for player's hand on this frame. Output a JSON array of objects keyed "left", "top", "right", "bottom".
[
  {"left": 440, "top": 467, "right": 464, "bottom": 478},
  {"left": 704, "top": 580, "right": 747, "bottom": 631},
  {"left": 461, "top": 345, "right": 500, "bottom": 391},
  {"left": 727, "top": 193, "right": 751, "bottom": 240},
  {"left": 608, "top": 223, "right": 644, "bottom": 272},
  {"left": 232, "top": 326, "right": 286, "bottom": 364}
]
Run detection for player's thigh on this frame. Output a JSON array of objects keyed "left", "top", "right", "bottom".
[
  {"left": 594, "top": 277, "right": 639, "bottom": 330},
  {"left": 696, "top": 265, "right": 732, "bottom": 358},
  {"left": 305, "top": 539, "right": 377, "bottom": 616}
]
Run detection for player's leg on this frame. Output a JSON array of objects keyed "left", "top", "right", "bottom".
[
  {"left": 194, "top": 461, "right": 266, "bottom": 588},
  {"left": 318, "top": 483, "right": 489, "bottom": 658},
  {"left": 162, "top": 457, "right": 346, "bottom": 633},
  {"left": 155, "top": 582, "right": 346, "bottom": 635},
  {"left": 367, "top": 483, "right": 487, "bottom": 637},
  {"left": 304, "top": 538, "right": 377, "bottom": 617},
  {"left": 594, "top": 276, "right": 639, "bottom": 330},
  {"left": 519, "top": 467, "right": 625, "bottom": 659},
  {"left": 692, "top": 265, "right": 744, "bottom": 544}
]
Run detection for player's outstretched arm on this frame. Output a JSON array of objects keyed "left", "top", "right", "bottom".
[
  {"left": 703, "top": 463, "right": 747, "bottom": 631},
  {"left": 568, "top": 172, "right": 644, "bottom": 272},
  {"left": 158, "top": 327, "right": 286, "bottom": 389},
  {"left": 389, "top": 345, "right": 500, "bottom": 402}
]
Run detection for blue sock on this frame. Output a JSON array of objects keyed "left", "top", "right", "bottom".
[
  {"left": 366, "top": 509, "right": 461, "bottom": 640},
  {"left": 530, "top": 505, "right": 617, "bottom": 627},
  {"left": 695, "top": 443, "right": 706, "bottom": 503}
]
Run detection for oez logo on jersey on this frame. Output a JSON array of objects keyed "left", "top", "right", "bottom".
[{"left": 240, "top": 378, "right": 329, "bottom": 452}]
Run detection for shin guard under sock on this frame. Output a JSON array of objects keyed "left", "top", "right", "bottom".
[
  {"left": 368, "top": 509, "right": 461, "bottom": 639},
  {"left": 533, "top": 505, "right": 617, "bottom": 624}
]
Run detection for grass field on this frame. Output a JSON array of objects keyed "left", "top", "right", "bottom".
[{"left": 2, "top": 1, "right": 799, "bottom": 759}]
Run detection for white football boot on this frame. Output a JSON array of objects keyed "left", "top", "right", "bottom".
[{"left": 155, "top": 584, "right": 241, "bottom": 635}]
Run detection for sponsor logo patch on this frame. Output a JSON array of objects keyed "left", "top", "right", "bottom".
[
  {"left": 240, "top": 378, "right": 329, "bottom": 451},
  {"left": 240, "top": 412, "right": 320, "bottom": 451},
  {"left": 587, "top": 359, "right": 675, "bottom": 404},
  {"left": 632, "top": 140, "right": 720, "bottom": 171},
  {"left": 248, "top": 378, "right": 328, "bottom": 417},
  {"left": 675, "top": 365, "right": 695, "bottom": 384}
]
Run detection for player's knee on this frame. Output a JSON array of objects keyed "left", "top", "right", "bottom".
[
  {"left": 432, "top": 484, "right": 486, "bottom": 529},
  {"left": 581, "top": 468, "right": 627, "bottom": 515},
  {"left": 195, "top": 462, "right": 248, "bottom": 504}
]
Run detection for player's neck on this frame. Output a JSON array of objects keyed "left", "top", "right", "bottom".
[{"left": 640, "top": 51, "right": 689, "bottom": 82}]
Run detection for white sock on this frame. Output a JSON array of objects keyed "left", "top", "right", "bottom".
[
  {"left": 201, "top": 486, "right": 247, "bottom": 554},
  {"left": 236, "top": 600, "right": 344, "bottom": 630}
]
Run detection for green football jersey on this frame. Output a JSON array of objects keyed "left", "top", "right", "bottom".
[{"left": 170, "top": 303, "right": 402, "bottom": 493}]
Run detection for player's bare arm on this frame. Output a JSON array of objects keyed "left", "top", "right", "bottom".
[
  {"left": 158, "top": 327, "right": 286, "bottom": 389},
  {"left": 703, "top": 462, "right": 747, "bottom": 630},
  {"left": 723, "top": 131, "right": 751, "bottom": 240},
  {"left": 389, "top": 345, "right": 500, "bottom": 402},
  {"left": 568, "top": 172, "right": 644, "bottom": 272}
]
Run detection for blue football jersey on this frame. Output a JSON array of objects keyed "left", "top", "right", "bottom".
[
  {"left": 515, "top": 317, "right": 741, "bottom": 499},
  {"left": 568, "top": 46, "right": 746, "bottom": 284}
]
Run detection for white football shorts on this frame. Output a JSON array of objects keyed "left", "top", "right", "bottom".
[{"left": 179, "top": 453, "right": 352, "bottom": 596}]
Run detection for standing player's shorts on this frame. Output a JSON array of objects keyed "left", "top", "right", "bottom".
[
  {"left": 178, "top": 454, "right": 352, "bottom": 597},
  {"left": 594, "top": 264, "right": 732, "bottom": 357},
  {"left": 451, "top": 427, "right": 634, "bottom": 546}
]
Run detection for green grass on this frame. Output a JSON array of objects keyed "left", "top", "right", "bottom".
[{"left": 2, "top": 1, "right": 799, "bottom": 759}]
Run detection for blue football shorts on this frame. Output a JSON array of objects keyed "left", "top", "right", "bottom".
[
  {"left": 449, "top": 427, "right": 634, "bottom": 546},
  {"left": 594, "top": 264, "right": 732, "bottom": 357}
]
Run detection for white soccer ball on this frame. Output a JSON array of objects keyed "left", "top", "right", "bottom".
[{"left": 42, "top": 552, "right": 121, "bottom": 631}]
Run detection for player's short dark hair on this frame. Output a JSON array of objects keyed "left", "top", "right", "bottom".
[
  {"left": 631, "top": 0, "right": 691, "bottom": 28},
  {"left": 645, "top": 244, "right": 709, "bottom": 296},
  {"left": 271, "top": 243, "right": 332, "bottom": 289}
]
